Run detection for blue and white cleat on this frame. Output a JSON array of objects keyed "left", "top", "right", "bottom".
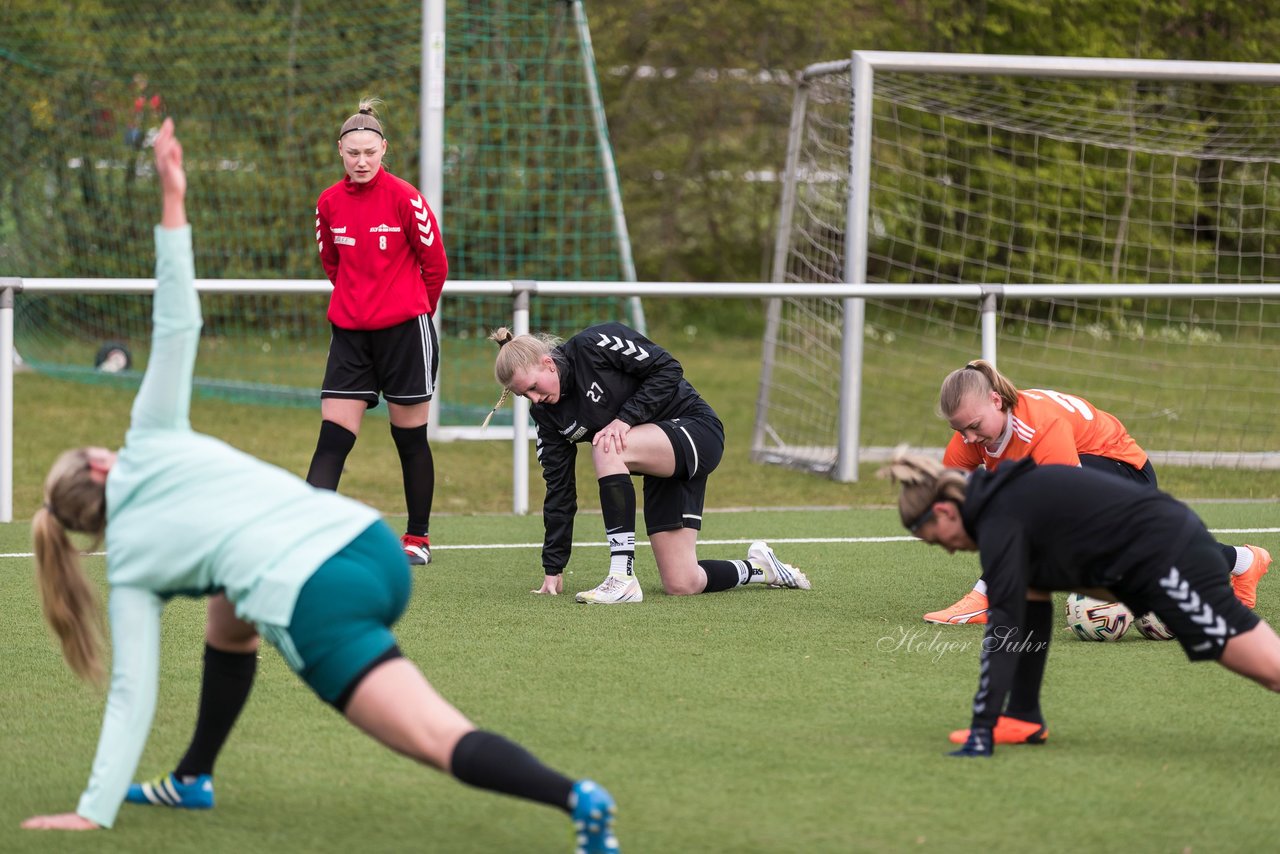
[
  {"left": 570, "top": 779, "right": 619, "bottom": 854},
  {"left": 748, "top": 541, "right": 812, "bottom": 590},
  {"left": 125, "top": 773, "right": 214, "bottom": 809}
]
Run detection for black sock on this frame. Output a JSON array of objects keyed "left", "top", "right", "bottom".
[
  {"left": 450, "top": 730, "right": 575, "bottom": 812},
  {"left": 699, "top": 559, "right": 744, "bottom": 592},
  {"left": 1004, "top": 600, "right": 1052, "bottom": 725},
  {"left": 306, "top": 420, "right": 357, "bottom": 491},
  {"left": 1219, "top": 543, "right": 1239, "bottom": 572},
  {"left": 391, "top": 423, "right": 434, "bottom": 537},
  {"left": 598, "top": 473, "right": 636, "bottom": 574},
  {"left": 173, "top": 644, "right": 258, "bottom": 778}
]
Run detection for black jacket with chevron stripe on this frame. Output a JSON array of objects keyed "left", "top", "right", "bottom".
[
  {"left": 531, "top": 322, "right": 711, "bottom": 573},
  {"left": 960, "top": 458, "right": 1204, "bottom": 729}
]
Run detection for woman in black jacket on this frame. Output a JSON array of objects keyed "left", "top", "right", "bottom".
[
  {"left": 488, "top": 322, "right": 811, "bottom": 604},
  {"left": 881, "top": 450, "right": 1280, "bottom": 757}
]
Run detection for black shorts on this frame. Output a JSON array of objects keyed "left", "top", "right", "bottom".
[
  {"left": 642, "top": 406, "right": 725, "bottom": 535},
  {"left": 1079, "top": 454, "right": 1157, "bottom": 488},
  {"left": 321, "top": 314, "right": 439, "bottom": 408},
  {"left": 1111, "top": 529, "right": 1260, "bottom": 661}
]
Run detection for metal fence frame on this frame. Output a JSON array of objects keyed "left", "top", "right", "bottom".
[{"left": 4, "top": 277, "right": 1280, "bottom": 522}]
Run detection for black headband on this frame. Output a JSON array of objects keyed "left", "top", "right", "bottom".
[
  {"left": 339, "top": 124, "right": 384, "bottom": 140},
  {"left": 907, "top": 503, "right": 937, "bottom": 534}
]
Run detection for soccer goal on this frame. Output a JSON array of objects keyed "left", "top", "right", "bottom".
[
  {"left": 0, "top": 1, "right": 639, "bottom": 430},
  {"left": 755, "top": 52, "right": 1280, "bottom": 480}
]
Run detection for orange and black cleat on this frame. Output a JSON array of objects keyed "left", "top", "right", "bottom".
[{"left": 949, "top": 716, "right": 1048, "bottom": 746}]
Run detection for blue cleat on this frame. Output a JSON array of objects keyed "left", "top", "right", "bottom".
[
  {"left": 570, "top": 779, "right": 619, "bottom": 854},
  {"left": 125, "top": 773, "right": 214, "bottom": 809}
]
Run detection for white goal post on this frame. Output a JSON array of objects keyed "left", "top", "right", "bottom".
[{"left": 756, "top": 51, "right": 1280, "bottom": 481}]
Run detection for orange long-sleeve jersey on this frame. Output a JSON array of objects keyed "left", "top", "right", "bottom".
[{"left": 943, "top": 389, "right": 1148, "bottom": 472}]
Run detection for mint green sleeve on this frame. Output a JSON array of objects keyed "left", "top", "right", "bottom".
[
  {"left": 75, "top": 586, "right": 163, "bottom": 829},
  {"left": 129, "top": 225, "right": 202, "bottom": 432}
]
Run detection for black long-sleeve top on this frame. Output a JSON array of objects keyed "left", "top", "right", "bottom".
[
  {"left": 530, "top": 322, "right": 710, "bottom": 573},
  {"left": 960, "top": 459, "right": 1204, "bottom": 729}
]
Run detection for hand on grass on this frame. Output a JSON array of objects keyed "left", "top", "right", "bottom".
[
  {"left": 532, "top": 574, "right": 563, "bottom": 595},
  {"left": 21, "top": 812, "right": 100, "bottom": 831}
]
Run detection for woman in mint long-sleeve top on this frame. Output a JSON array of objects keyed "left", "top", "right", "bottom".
[{"left": 21, "top": 120, "right": 619, "bottom": 854}]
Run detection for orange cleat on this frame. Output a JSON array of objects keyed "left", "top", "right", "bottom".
[
  {"left": 1231, "top": 545, "right": 1271, "bottom": 610},
  {"left": 923, "top": 589, "right": 989, "bottom": 625},
  {"left": 949, "top": 715, "right": 1048, "bottom": 745}
]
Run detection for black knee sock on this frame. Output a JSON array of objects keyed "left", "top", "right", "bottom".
[
  {"left": 699, "top": 559, "right": 746, "bottom": 592},
  {"left": 173, "top": 644, "right": 258, "bottom": 778},
  {"left": 306, "top": 420, "right": 357, "bottom": 491},
  {"left": 450, "top": 730, "right": 575, "bottom": 812},
  {"left": 1219, "top": 543, "right": 1239, "bottom": 572},
  {"left": 598, "top": 473, "right": 636, "bottom": 575},
  {"left": 391, "top": 423, "right": 434, "bottom": 537},
  {"left": 1003, "top": 600, "right": 1052, "bottom": 724}
]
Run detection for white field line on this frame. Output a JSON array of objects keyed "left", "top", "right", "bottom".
[{"left": 2, "top": 527, "right": 1277, "bottom": 560}]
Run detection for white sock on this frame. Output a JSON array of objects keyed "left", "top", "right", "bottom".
[
  {"left": 1231, "top": 547, "right": 1254, "bottom": 577},
  {"left": 607, "top": 530, "right": 636, "bottom": 577},
  {"left": 736, "top": 560, "right": 764, "bottom": 585},
  {"left": 973, "top": 578, "right": 988, "bottom": 596}
]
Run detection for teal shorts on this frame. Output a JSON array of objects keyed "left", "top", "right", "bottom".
[{"left": 263, "top": 521, "right": 411, "bottom": 708}]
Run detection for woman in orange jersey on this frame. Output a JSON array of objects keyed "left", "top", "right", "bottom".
[
  {"left": 918, "top": 359, "right": 1271, "bottom": 751},
  {"left": 925, "top": 360, "right": 1269, "bottom": 626}
]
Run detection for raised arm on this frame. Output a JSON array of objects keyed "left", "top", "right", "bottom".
[
  {"left": 128, "top": 118, "right": 203, "bottom": 433},
  {"left": 156, "top": 120, "right": 187, "bottom": 229}
]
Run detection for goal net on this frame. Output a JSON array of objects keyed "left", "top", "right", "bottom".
[
  {"left": 755, "top": 54, "right": 1280, "bottom": 476},
  {"left": 1, "top": 1, "right": 636, "bottom": 427}
]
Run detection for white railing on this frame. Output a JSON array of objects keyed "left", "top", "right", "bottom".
[{"left": 4, "top": 278, "right": 1280, "bottom": 522}]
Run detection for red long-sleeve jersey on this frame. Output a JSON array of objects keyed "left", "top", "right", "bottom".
[{"left": 314, "top": 167, "right": 447, "bottom": 330}]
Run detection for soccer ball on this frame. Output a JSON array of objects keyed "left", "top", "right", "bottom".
[
  {"left": 1135, "top": 611, "right": 1176, "bottom": 641},
  {"left": 1064, "top": 594, "right": 1133, "bottom": 642}
]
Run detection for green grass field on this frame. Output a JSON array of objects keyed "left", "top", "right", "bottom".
[
  {"left": 11, "top": 336, "right": 1280, "bottom": 520},
  {"left": 2, "top": 503, "right": 1278, "bottom": 853},
  {"left": 6, "top": 329, "right": 1280, "bottom": 852}
]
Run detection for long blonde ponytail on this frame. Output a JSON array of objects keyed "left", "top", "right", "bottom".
[{"left": 32, "top": 449, "right": 108, "bottom": 685}]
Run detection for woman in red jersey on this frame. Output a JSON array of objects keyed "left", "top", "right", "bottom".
[{"left": 309, "top": 99, "right": 447, "bottom": 568}]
